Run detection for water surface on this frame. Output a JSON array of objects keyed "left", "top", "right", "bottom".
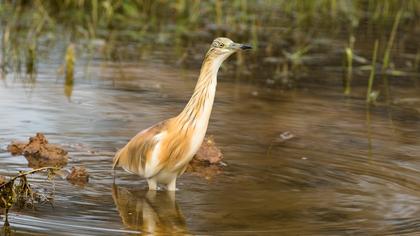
[
  {"left": 1, "top": 2, "right": 420, "bottom": 233},
  {"left": 1, "top": 52, "right": 419, "bottom": 235}
]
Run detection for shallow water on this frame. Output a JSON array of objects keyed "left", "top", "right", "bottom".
[
  {"left": 1, "top": 46, "right": 420, "bottom": 235},
  {"left": 1, "top": 3, "right": 420, "bottom": 232}
]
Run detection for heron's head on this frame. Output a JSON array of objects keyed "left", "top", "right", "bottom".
[{"left": 206, "top": 37, "right": 252, "bottom": 61}]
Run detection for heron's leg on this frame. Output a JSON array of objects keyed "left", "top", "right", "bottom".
[
  {"left": 167, "top": 177, "right": 177, "bottom": 191},
  {"left": 147, "top": 178, "right": 158, "bottom": 191}
]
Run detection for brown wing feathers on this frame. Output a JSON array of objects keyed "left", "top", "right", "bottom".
[{"left": 112, "top": 122, "right": 165, "bottom": 174}]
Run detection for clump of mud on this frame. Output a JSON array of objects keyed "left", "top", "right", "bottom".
[
  {"left": 7, "top": 133, "right": 68, "bottom": 168},
  {"left": 7, "top": 141, "right": 26, "bottom": 155},
  {"left": 187, "top": 136, "right": 225, "bottom": 179},
  {"left": 193, "top": 136, "right": 223, "bottom": 164},
  {"left": 66, "top": 166, "right": 89, "bottom": 186}
]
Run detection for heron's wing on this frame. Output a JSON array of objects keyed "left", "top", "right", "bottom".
[{"left": 112, "top": 121, "right": 166, "bottom": 176}]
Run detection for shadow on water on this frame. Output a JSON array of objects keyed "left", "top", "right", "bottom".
[{"left": 112, "top": 184, "right": 190, "bottom": 235}]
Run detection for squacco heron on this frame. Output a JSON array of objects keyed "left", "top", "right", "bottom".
[{"left": 113, "top": 37, "right": 251, "bottom": 191}]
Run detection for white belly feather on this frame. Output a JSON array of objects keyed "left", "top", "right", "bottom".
[{"left": 144, "top": 131, "right": 166, "bottom": 178}]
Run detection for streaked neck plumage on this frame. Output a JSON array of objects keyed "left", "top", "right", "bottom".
[{"left": 177, "top": 53, "right": 227, "bottom": 130}]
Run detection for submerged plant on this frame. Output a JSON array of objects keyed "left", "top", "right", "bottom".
[{"left": 0, "top": 167, "right": 59, "bottom": 234}]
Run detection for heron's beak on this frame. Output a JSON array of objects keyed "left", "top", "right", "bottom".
[
  {"left": 239, "top": 44, "right": 252, "bottom": 50},
  {"left": 229, "top": 43, "right": 252, "bottom": 50}
]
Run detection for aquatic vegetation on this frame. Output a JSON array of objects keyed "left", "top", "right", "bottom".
[
  {"left": 25, "top": 43, "right": 36, "bottom": 76},
  {"left": 1, "top": 167, "right": 59, "bottom": 234},
  {"left": 0, "top": 1, "right": 416, "bottom": 147},
  {"left": 382, "top": 9, "right": 402, "bottom": 72},
  {"left": 0, "top": 0, "right": 418, "bottom": 91},
  {"left": 64, "top": 43, "right": 75, "bottom": 99},
  {"left": 344, "top": 36, "right": 355, "bottom": 95},
  {"left": 367, "top": 40, "right": 379, "bottom": 103}
]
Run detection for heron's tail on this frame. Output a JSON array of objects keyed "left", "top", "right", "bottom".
[{"left": 112, "top": 149, "right": 123, "bottom": 169}]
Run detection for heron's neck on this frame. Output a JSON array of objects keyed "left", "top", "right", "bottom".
[{"left": 177, "top": 56, "right": 223, "bottom": 129}]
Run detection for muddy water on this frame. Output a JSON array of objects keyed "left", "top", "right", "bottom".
[{"left": 1, "top": 48, "right": 420, "bottom": 235}]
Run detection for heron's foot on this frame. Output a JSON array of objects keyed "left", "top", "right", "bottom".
[
  {"left": 167, "top": 178, "right": 178, "bottom": 191},
  {"left": 147, "top": 178, "right": 158, "bottom": 191}
]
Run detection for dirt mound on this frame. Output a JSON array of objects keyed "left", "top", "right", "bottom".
[
  {"left": 187, "top": 136, "right": 225, "bottom": 179},
  {"left": 193, "top": 136, "right": 223, "bottom": 164},
  {"left": 7, "top": 133, "right": 68, "bottom": 168},
  {"left": 66, "top": 166, "right": 89, "bottom": 186}
]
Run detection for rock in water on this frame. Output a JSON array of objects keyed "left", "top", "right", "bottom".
[
  {"left": 193, "top": 136, "right": 223, "bottom": 164},
  {"left": 7, "top": 141, "right": 26, "bottom": 155},
  {"left": 23, "top": 133, "right": 68, "bottom": 160},
  {"left": 186, "top": 136, "right": 224, "bottom": 179},
  {"left": 66, "top": 166, "right": 89, "bottom": 186},
  {"left": 7, "top": 133, "right": 68, "bottom": 168}
]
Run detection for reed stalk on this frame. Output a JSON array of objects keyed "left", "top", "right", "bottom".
[
  {"left": 367, "top": 40, "right": 379, "bottom": 103},
  {"left": 382, "top": 9, "right": 402, "bottom": 71},
  {"left": 344, "top": 35, "right": 355, "bottom": 95}
]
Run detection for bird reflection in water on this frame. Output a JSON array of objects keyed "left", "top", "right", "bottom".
[{"left": 112, "top": 184, "right": 190, "bottom": 235}]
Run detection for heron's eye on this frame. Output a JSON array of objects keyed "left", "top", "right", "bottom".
[{"left": 219, "top": 43, "right": 224, "bottom": 48}]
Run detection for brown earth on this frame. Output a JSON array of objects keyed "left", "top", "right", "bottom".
[
  {"left": 7, "top": 133, "right": 68, "bottom": 168},
  {"left": 66, "top": 166, "right": 89, "bottom": 186},
  {"left": 186, "top": 136, "right": 224, "bottom": 179}
]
